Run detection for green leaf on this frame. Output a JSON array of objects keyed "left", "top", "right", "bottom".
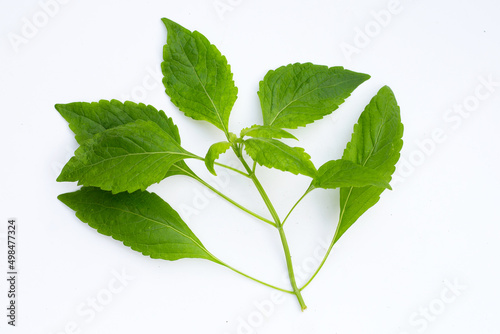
[
  {"left": 311, "top": 159, "right": 391, "bottom": 190},
  {"left": 240, "top": 125, "right": 297, "bottom": 140},
  {"left": 244, "top": 138, "right": 316, "bottom": 177},
  {"left": 161, "top": 18, "right": 238, "bottom": 134},
  {"left": 164, "top": 160, "right": 197, "bottom": 178},
  {"left": 205, "top": 141, "right": 232, "bottom": 176},
  {"left": 57, "top": 120, "right": 196, "bottom": 193},
  {"left": 335, "top": 86, "right": 403, "bottom": 243},
  {"left": 55, "top": 100, "right": 181, "bottom": 144},
  {"left": 55, "top": 100, "right": 196, "bottom": 179},
  {"left": 258, "top": 63, "right": 370, "bottom": 129},
  {"left": 58, "top": 187, "right": 220, "bottom": 262}
]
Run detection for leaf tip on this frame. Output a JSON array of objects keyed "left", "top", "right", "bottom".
[
  {"left": 205, "top": 159, "right": 218, "bottom": 177},
  {"left": 56, "top": 170, "right": 68, "bottom": 182},
  {"left": 57, "top": 192, "right": 73, "bottom": 206},
  {"left": 161, "top": 17, "right": 173, "bottom": 27},
  {"left": 161, "top": 17, "right": 186, "bottom": 36}
]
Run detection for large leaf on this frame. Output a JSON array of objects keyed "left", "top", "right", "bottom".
[
  {"left": 55, "top": 100, "right": 181, "bottom": 144},
  {"left": 335, "top": 86, "right": 403, "bottom": 243},
  {"left": 59, "top": 187, "right": 220, "bottom": 262},
  {"left": 240, "top": 125, "right": 297, "bottom": 140},
  {"left": 55, "top": 100, "right": 196, "bottom": 179},
  {"left": 57, "top": 120, "right": 196, "bottom": 193},
  {"left": 311, "top": 159, "right": 391, "bottom": 190},
  {"left": 258, "top": 63, "right": 370, "bottom": 129},
  {"left": 161, "top": 18, "right": 238, "bottom": 133},
  {"left": 244, "top": 138, "right": 316, "bottom": 177},
  {"left": 205, "top": 141, "right": 232, "bottom": 176}
]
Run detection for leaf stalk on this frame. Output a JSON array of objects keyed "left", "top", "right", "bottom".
[{"left": 234, "top": 145, "right": 307, "bottom": 310}]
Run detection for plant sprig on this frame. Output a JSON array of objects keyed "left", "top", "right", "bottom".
[{"left": 56, "top": 18, "right": 403, "bottom": 311}]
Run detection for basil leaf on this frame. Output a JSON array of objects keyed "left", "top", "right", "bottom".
[
  {"left": 55, "top": 100, "right": 196, "bottom": 179},
  {"left": 258, "top": 63, "right": 370, "bottom": 129},
  {"left": 244, "top": 138, "right": 316, "bottom": 177},
  {"left": 57, "top": 120, "right": 196, "bottom": 193},
  {"left": 59, "top": 187, "right": 221, "bottom": 262},
  {"left": 205, "top": 141, "right": 232, "bottom": 176},
  {"left": 311, "top": 159, "right": 391, "bottom": 190},
  {"left": 55, "top": 100, "right": 181, "bottom": 144},
  {"left": 161, "top": 18, "right": 238, "bottom": 134},
  {"left": 240, "top": 125, "right": 297, "bottom": 140},
  {"left": 335, "top": 86, "right": 403, "bottom": 243}
]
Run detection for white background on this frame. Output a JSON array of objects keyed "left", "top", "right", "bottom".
[{"left": 1, "top": 0, "right": 500, "bottom": 333}]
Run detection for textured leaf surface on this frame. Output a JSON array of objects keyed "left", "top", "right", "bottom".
[
  {"left": 335, "top": 86, "right": 403, "bottom": 243},
  {"left": 244, "top": 138, "right": 316, "bottom": 177},
  {"left": 258, "top": 63, "right": 370, "bottom": 129},
  {"left": 161, "top": 18, "right": 237, "bottom": 133},
  {"left": 240, "top": 125, "right": 297, "bottom": 140},
  {"left": 205, "top": 141, "right": 231, "bottom": 176},
  {"left": 57, "top": 120, "right": 196, "bottom": 193},
  {"left": 55, "top": 100, "right": 195, "bottom": 179},
  {"left": 59, "top": 187, "right": 220, "bottom": 262},
  {"left": 164, "top": 160, "right": 196, "bottom": 178},
  {"left": 311, "top": 159, "right": 391, "bottom": 190},
  {"left": 55, "top": 100, "right": 181, "bottom": 144}
]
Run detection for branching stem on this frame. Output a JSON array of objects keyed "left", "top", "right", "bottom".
[
  {"left": 219, "top": 261, "right": 293, "bottom": 294},
  {"left": 174, "top": 164, "right": 275, "bottom": 227},
  {"left": 234, "top": 145, "right": 307, "bottom": 310},
  {"left": 299, "top": 188, "right": 351, "bottom": 291},
  {"left": 282, "top": 188, "right": 311, "bottom": 226}
]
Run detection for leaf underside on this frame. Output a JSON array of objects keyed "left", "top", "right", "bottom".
[
  {"left": 335, "top": 86, "right": 404, "bottom": 243},
  {"left": 59, "top": 187, "right": 220, "bottom": 262},
  {"left": 258, "top": 63, "right": 370, "bottom": 129}
]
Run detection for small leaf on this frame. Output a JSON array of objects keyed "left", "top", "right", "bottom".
[
  {"left": 244, "top": 138, "right": 316, "bottom": 177},
  {"left": 205, "top": 141, "right": 232, "bottom": 176},
  {"left": 258, "top": 63, "right": 370, "bottom": 129},
  {"left": 57, "top": 120, "right": 196, "bottom": 193},
  {"left": 164, "top": 160, "right": 197, "bottom": 178},
  {"left": 55, "top": 100, "right": 181, "bottom": 144},
  {"left": 335, "top": 86, "right": 403, "bottom": 243},
  {"left": 240, "top": 125, "right": 297, "bottom": 140},
  {"left": 59, "top": 187, "right": 220, "bottom": 262},
  {"left": 311, "top": 159, "right": 391, "bottom": 190},
  {"left": 161, "top": 18, "right": 238, "bottom": 134}
]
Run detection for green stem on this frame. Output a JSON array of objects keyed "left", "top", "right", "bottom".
[
  {"left": 235, "top": 149, "right": 307, "bottom": 310},
  {"left": 219, "top": 261, "right": 293, "bottom": 294},
  {"left": 191, "top": 155, "right": 249, "bottom": 178},
  {"left": 282, "top": 188, "right": 311, "bottom": 226},
  {"left": 174, "top": 163, "right": 275, "bottom": 226},
  {"left": 299, "top": 227, "right": 339, "bottom": 291},
  {"left": 299, "top": 188, "right": 351, "bottom": 291},
  {"left": 214, "top": 161, "right": 250, "bottom": 178},
  {"left": 277, "top": 225, "right": 307, "bottom": 310},
  {"left": 193, "top": 175, "right": 276, "bottom": 227}
]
